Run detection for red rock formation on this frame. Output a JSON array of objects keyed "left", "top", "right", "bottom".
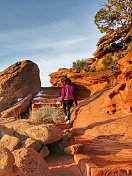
[
  {"left": 90, "top": 57, "right": 104, "bottom": 71},
  {"left": 0, "top": 60, "right": 41, "bottom": 113},
  {"left": 13, "top": 148, "right": 49, "bottom": 176},
  {"left": 1, "top": 94, "right": 32, "bottom": 118},
  {"left": 49, "top": 53, "right": 132, "bottom": 113},
  {"left": 24, "top": 138, "right": 42, "bottom": 152},
  {"left": 117, "top": 52, "right": 132, "bottom": 83},
  {"left": 49, "top": 68, "right": 120, "bottom": 99},
  {"left": 0, "top": 134, "right": 21, "bottom": 151},
  {"left": 85, "top": 58, "right": 96, "bottom": 64},
  {"left": 117, "top": 52, "right": 132, "bottom": 72},
  {"left": 106, "top": 79, "right": 132, "bottom": 114},
  {"left": 24, "top": 123, "right": 63, "bottom": 145},
  {"left": 39, "top": 146, "right": 50, "bottom": 159},
  {"left": 70, "top": 87, "right": 132, "bottom": 174},
  {"left": 48, "top": 52, "right": 132, "bottom": 173},
  {"left": 0, "top": 124, "right": 14, "bottom": 137},
  {"left": 0, "top": 50, "right": 131, "bottom": 175},
  {"left": 93, "top": 27, "right": 131, "bottom": 59},
  {"left": 105, "top": 52, "right": 132, "bottom": 114},
  {"left": 64, "top": 52, "right": 132, "bottom": 174},
  {"left": 0, "top": 147, "right": 15, "bottom": 176}
]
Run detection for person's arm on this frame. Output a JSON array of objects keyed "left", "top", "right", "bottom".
[
  {"left": 61, "top": 86, "right": 65, "bottom": 104},
  {"left": 73, "top": 87, "right": 77, "bottom": 105}
]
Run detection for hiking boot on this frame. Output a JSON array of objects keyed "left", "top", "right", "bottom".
[{"left": 66, "top": 120, "right": 70, "bottom": 124}]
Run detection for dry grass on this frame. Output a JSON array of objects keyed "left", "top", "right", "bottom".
[{"left": 30, "top": 105, "right": 65, "bottom": 124}]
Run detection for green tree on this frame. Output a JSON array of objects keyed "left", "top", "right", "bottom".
[
  {"left": 102, "top": 54, "right": 113, "bottom": 67},
  {"left": 94, "top": 0, "right": 132, "bottom": 33},
  {"left": 72, "top": 59, "right": 90, "bottom": 73}
]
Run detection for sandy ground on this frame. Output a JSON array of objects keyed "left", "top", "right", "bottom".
[{"left": 46, "top": 154, "right": 81, "bottom": 176}]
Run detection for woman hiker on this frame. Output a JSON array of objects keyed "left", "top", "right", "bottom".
[{"left": 61, "top": 78, "right": 77, "bottom": 123}]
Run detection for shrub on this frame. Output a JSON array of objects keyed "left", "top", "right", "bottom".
[
  {"left": 72, "top": 59, "right": 90, "bottom": 73},
  {"left": 90, "top": 66, "right": 96, "bottom": 72},
  {"left": 30, "top": 106, "right": 65, "bottom": 124},
  {"left": 101, "top": 54, "right": 118, "bottom": 71},
  {"left": 102, "top": 54, "right": 112, "bottom": 67}
]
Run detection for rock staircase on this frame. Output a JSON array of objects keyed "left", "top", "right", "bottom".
[{"left": 32, "top": 87, "right": 62, "bottom": 112}]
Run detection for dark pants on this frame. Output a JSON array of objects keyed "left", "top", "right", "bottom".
[{"left": 63, "top": 99, "right": 73, "bottom": 120}]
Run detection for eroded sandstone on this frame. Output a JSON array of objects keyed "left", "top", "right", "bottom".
[{"left": 0, "top": 60, "right": 41, "bottom": 113}]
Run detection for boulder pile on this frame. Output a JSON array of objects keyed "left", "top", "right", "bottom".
[{"left": 0, "top": 119, "right": 65, "bottom": 176}]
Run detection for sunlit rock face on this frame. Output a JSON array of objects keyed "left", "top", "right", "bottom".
[
  {"left": 0, "top": 60, "right": 41, "bottom": 113},
  {"left": 49, "top": 68, "right": 120, "bottom": 100},
  {"left": 107, "top": 52, "right": 132, "bottom": 114}
]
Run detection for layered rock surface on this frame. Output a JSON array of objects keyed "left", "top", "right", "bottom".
[
  {"left": 48, "top": 52, "right": 132, "bottom": 175},
  {"left": 106, "top": 52, "right": 132, "bottom": 114},
  {"left": 70, "top": 88, "right": 132, "bottom": 175},
  {"left": 49, "top": 52, "right": 132, "bottom": 113},
  {"left": 106, "top": 79, "right": 132, "bottom": 114},
  {"left": 49, "top": 68, "right": 120, "bottom": 100}
]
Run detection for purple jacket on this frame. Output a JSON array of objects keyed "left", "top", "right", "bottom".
[{"left": 61, "top": 85, "right": 77, "bottom": 104}]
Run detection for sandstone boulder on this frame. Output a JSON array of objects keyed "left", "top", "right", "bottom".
[
  {"left": 0, "top": 147, "right": 15, "bottom": 176},
  {"left": 1, "top": 94, "right": 32, "bottom": 118},
  {"left": 0, "top": 124, "right": 14, "bottom": 138},
  {"left": 56, "top": 132, "right": 73, "bottom": 153},
  {"left": 0, "top": 119, "right": 37, "bottom": 140},
  {"left": 39, "top": 145, "right": 50, "bottom": 158},
  {"left": 13, "top": 148, "right": 49, "bottom": 176},
  {"left": 0, "top": 134, "right": 21, "bottom": 151},
  {"left": 24, "top": 138, "right": 42, "bottom": 152},
  {"left": 64, "top": 144, "right": 83, "bottom": 155},
  {"left": 0, "top": 60, "right": 41, "bottom": 113},
  {"left": 24, "top": 123, "right": 63, "bottom": 145}
]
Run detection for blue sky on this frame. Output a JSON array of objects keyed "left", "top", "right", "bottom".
[{"left": 0, "top": 0, "right": 106, "bottom": 86}]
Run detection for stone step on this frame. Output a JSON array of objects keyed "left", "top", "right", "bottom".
[
  {"left": 32, "top": 98, "right": 59, "bottom": 104},
  {"left": 46, "top": 155, "right": 82, "bottom": 176},
  {"left": 32, "top": 87, "right": 62, "bottom": 112},
  {"left": 72, "top": 135, "right": 132, "bottom": 176},
  {"left": 32, "top": 103, "right": 60, "bottom": 109},
  {"left": 74, "top": 154, "right": 98, "bottom": 176},
  {"left": 74, "top": 154, "right": 132, "bottom": 176},
  {"left": 56, "top": 123, "right": 72, "bottom": 129},
  {"left": 34, "top": 95, "right": 60, "bottom": 99}
]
